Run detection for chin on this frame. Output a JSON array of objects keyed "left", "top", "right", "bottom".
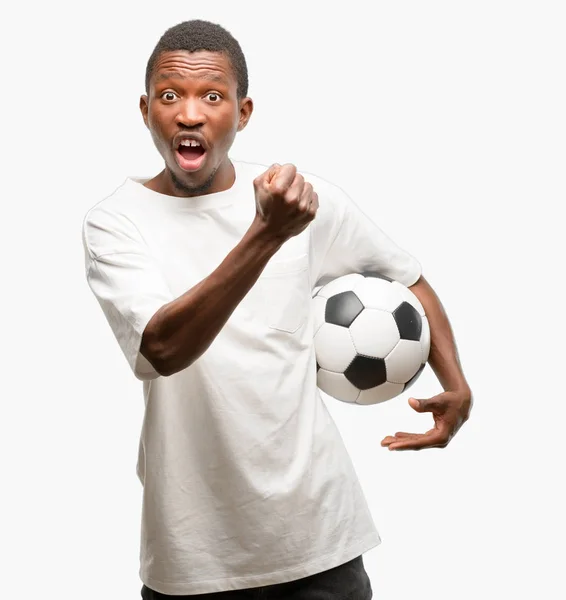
[{"left": 170, "top": 163, "right": 217, "bottom": 196}]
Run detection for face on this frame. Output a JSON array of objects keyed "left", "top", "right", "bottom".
[{"left": 140, "top": 50, "right": 253, "bottom": 197}]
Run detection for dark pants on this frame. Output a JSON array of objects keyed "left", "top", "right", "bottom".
[{"left": 141, "top": 555, "right": 372, "bottom": 599}]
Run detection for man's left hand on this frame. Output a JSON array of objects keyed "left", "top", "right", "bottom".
[{"left": 380, "top": 389, "right": 472, "bottom": 451}]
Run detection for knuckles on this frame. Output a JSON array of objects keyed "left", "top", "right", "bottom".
[
  {"left": 255, "top": 165, "right": 319, "bottom": 220},
  {"left": 270, "top": 182, "right": 288, "bottom": 196}
]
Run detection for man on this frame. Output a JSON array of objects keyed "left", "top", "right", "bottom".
[{"left": 82, "top": 19, "right": 472, "bottom": 599}]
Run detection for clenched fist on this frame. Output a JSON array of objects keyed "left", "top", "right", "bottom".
[{"left": 253, "top": 163, "right": 319, "bottom": 242}]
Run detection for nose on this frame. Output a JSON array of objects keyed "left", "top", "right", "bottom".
[{"left": 175, "top": 98, "right": 206, "bottom": 128}]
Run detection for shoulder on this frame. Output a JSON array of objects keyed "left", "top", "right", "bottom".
[
  {"left": 81, "top": 178, "right": 144, "bottom": 261},
  {"left": 297, "top": 167, "right": 351, "bottom": 207},
  {"left": 295, "top": 167, "right": 353, "bottom": 229}
]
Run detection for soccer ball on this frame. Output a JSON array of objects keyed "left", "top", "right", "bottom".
[{"left": 313, "top": 272, "right": 430, "bottom": 405}]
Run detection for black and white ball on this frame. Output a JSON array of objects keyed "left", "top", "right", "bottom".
[{"left": 313, "top": 272, "right": 430, "bottom": 405}]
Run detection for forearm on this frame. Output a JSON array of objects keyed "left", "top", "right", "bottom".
[
  {"left": 409, "top": 275, "right": 471, "bottom": 394},
  {"left": 141, "top": 218, "right": 283, "bottom": 376}
]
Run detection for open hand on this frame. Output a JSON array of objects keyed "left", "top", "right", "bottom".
[{"left": 381, "top": 389, "right": 472, "bottom": 451}]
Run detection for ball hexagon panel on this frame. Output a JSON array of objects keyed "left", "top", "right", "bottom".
[
  {"left": 317, "top": 368, "right": 360, "bottom": 403},
  {"left": 358, "top": 381, "right": 405, "bottom": 405},
  {"left": 325, "top": 291, "right": 364, "bottom": 328},
  {"left": 316, "top": 273, "right": 365, "bottom": 299},
  {"left": 349, "top": 308, "right": 400, "bottom": 358},
  {"left": 385, "top": 339, "right": 423, "bottom": 383},
  {"left": 314, "top": 323, "right": 357, "bottom": 372},
  {"left": 353, "top": 276, "right": 403, "bottom": 312},
  {"left": 393, "top": 302, "right": 422, "bottom": 341},
  {"left": 345, "top": 355, "right": 387, "bottom": 389}
]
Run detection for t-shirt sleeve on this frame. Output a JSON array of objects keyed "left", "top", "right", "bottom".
[
  {"left": 82, "top": 207, "right": 175, "bottom": 381},
  {"left": 309, "top": 177, "right": 422, "bottom": 293}
]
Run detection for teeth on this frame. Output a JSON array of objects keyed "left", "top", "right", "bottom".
[{"left": 179, "top": 139, "right": 201, "bottom": 147}]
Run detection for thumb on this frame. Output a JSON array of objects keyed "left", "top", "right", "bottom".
[
  {"left": 408, "top": 397, "right": 424, "bottom": 412},
  {"left": 409, "top": 395, "right": 445, "bottom": 413},
  {"left": 266, "top": 163, "right": 281, "bottom": 183}
]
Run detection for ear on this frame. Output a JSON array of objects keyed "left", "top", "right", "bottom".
[
  {"left": 237, "top": 97, "right": 254, "bottom": 132},
  {"left": 139, "top": 94, "right": 149, "bottom": 128}
]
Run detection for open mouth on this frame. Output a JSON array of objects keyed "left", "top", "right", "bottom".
[{"left": 175, "top": 143, "right": 207, "bottom": 172}]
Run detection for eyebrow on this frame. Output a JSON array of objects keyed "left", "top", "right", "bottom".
[{"left": 154, "top": 71, "right": 228, "bottom": 84}]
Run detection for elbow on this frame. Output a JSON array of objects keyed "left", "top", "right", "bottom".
[
  {"left": 148, "top": 352, "right": 174, "bottom": 377},
  {"left": 152, "top": 353, "right": 194, "bottom": 378},
  {"left": 140, "top": 323, "right": 173, "bottom": 377},
  {"left": 141, "top": 313, "right": 202, "bottom": 377},
  {"left": 140, "top": 329, "right": 194, "bottom": 377}
]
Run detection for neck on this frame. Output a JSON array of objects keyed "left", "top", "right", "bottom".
[{"left": 144, "top": 158, "right": 235, "bottom": 197}]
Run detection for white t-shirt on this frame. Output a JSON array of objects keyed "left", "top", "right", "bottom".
[{"left": 82, "top": 158, "right": 422, "bottom": 595}]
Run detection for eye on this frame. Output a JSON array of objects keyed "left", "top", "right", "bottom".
[
  {"left": 161, "top": 91, "right": 178, "bottom": 102},
  {"left": 206, "top": 93, "right": 221, "bottom": 102}
]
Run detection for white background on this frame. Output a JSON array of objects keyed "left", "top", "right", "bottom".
[{"left": 2, "top": 1, "right": 565, "bottom": 598}]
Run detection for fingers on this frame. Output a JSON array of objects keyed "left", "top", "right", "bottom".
[
  {"left": 380, "top": 392, "right": 466, "bottom": 451},
  {"left": 380, "top": 427, "right": 450, "bottom": 451},
  {"left": 270, "top": 164, "right": 318, "bottom": 217},
  {"left": 284, "top": 172, "right": 306, "bottom": 208},
  {"left": 254, "top": 162, "right": 318, "bottom": 238},
  {"left": 308, "top": 191, "right": 319, "bottom": 217},
  {"left": 253, "top": 162, "right": 288, "bottom": 189},
  {"left": 297, "top": 182, "right": 316, "bottom": 213},
  {"left": 270, "top": 163, "right": 298, "bottom": 193},
  {"left": 258, "top": 164, "right": 312, "bottom": 205}
]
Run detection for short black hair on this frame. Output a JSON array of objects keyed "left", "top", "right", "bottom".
[{"left": 145, "top": 20, "right": 249, "bottom": 99}]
